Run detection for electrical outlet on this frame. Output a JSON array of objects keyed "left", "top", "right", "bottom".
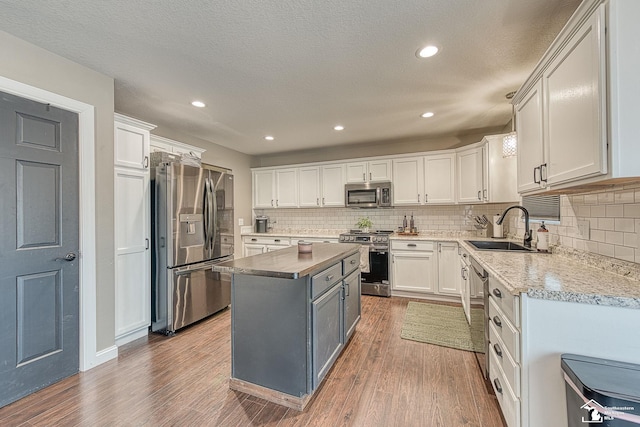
[
  {"left": 238, "top": 218, "right": 244, "bottom": 226},
  {"left": 577, "top": 220, "right": 590, "bottom": 239}
]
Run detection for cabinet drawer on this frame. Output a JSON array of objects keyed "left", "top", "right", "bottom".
[
  {"left": 487, "top": 278, "right": 520, "bottom": 327},
  {"left": 488, "top": 297, "right": 520, "bottom": 361},
  {"left": 243, "top": 236, "right": 290, "bottom": 245},
  {"left": 489, "top": 322, "right": 520, "bottom": 398},
  {"left": 311, "top": 262, "right": 342, "bottom": 300},
  {"left": 489, "top": 347, "right": 521, "bottom": 427},
  {"left": 390, "top": 240, "right": 434, "bottom": 251},
  {"left": 343, "top": 252, "right": 360, "bottom": 275}
]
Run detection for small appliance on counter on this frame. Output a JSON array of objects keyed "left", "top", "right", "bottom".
[
  {"left": 255, "top": 216, "right": 269, "bottom": 233},
  {"left": 492, "top": 214, "right": 504, "bottom": 238}
]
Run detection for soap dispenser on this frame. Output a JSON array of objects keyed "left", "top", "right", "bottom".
[{"left": 537, "top": 221, "right": 549, "bottom": 252}]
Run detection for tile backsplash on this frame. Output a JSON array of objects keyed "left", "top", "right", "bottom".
[
  {"left": 511, "top": 182, "right": 640, "bottom": 263},
  {"left": 256, "top": 203, "right": 513, "bottom": 235}
]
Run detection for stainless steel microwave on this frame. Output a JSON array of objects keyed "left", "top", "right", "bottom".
[{"left": 345, "top": 182, "right": 392, "bottom": 208}]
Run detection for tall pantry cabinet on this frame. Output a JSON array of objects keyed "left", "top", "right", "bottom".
[{"left": 113, "top": 114, "right": 156, "bottom": 345}]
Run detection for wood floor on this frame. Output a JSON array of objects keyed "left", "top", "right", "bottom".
[{"left": 0, "top": 296, "right": 505, "bottom": 427}]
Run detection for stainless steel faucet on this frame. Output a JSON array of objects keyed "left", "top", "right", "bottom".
[{"left": 496, "top": 205, "right": 532, "bottom": 248}]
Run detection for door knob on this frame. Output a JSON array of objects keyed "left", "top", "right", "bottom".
[{"left": 56, "top": 252, "right": 77, "bottom": 262}]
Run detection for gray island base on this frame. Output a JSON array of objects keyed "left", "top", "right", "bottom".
[{"left": 214, "top": 243, "right": 362, "bottom": 410}]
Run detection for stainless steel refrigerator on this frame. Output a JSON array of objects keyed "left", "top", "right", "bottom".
[{"left": 151, "top": 162, "right": 234, "bottom": 334}]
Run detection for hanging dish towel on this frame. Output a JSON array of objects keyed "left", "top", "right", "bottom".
[{"left": 359, "top": 245, "right": 370, "bottom": 273}]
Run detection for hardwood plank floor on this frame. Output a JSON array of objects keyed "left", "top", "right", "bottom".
[{"left": 0, "top": 296, "right": 504, "bottom": 427}]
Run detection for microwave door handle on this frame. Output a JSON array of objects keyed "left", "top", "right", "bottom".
[{"left": 376, "top": 187, "right": 381, "bottom": 206}]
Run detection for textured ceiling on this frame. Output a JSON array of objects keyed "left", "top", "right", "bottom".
[{"left": 0, "top": 0, "right": 581, "bottom": 155}]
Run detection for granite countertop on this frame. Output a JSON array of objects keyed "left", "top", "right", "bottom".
[
  {"left": 215, "top": 242, "right": 359, "bottom": 279},
  {"left": 240, "top": 230, "right": 640, "bottom": 308}
]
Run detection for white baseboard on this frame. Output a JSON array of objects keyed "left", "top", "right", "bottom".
[
  {"left": 115, "top": 328, "right": 150, "bottom": 347},
  {"left": 81, "top": 345, "right": 118, "bottom": 372}
]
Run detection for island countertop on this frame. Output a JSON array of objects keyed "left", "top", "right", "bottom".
[{"left": 214, "top": 242, "right": 360, "bottom": 279}]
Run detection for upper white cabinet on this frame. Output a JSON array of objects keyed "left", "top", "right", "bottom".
[
  {"left": 113, "top": 114, "right": 156, "bottom": 345},
  {"left": 392, "top": 153, "right": 455, "bottom": 206},
  {"left": 298, "top": 166, "right": 321, "bottom": 208},
  {"left": 321, "top": 164, "right": 346, "bottom": 207},
  {"left": 456, "top": 146, "right": 484, "bottom": 204},
  {"left": 346, "top": 159, "right": 391, "bottom": 183},
  {"left": 424, "top": 153, "right": 456, "bottom": 204},
  {"left": 253, "top": 168, "right": 298, "bottom": 208},
  {"left": 392, "top": 157, "right": 423, "bottom": 205},
  {"left": 514, "top": 0, "right": 640, "bottom": 193},
  {"left": 149, "top": 135, "right": 205, "bottom": 159},
  {"left": 114, "top": 113, "right": 154, "bottom": 170},
  {"left": 483, "top": 135, "right": 519, "bottom": 203}
]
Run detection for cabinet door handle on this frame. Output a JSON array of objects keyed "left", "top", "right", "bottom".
[
  {"left": 271, "top": 199, "right": 274, "bottom": 207},
  {"left": 493, "top": 378, "right": 503, "bottom": 394},
  {"left": 483, "top": 189, "right": 487, "bottom": 200},
  {"left": 145, "top": 238, "right": 149, "bottom": 250},
  {"left": 477, "top": 191, "right": 481, "bottom": 200},
  {"left": 322, "top": 197, "right": 325, "bottom": 205},
  {"left": 425, "top": 194, "right": 428, "bottom": 203},
  {"left": 407, "top": 243, "right": 417, "bottom": 247},
  {"left": 317, "top": 198, "right": 319, "bottom": 206},
  {"left": 417, "top": 194, "right": 420, "bottom": 203},
  {"left": 362, "top": 173, "right": 366, "bottom": 181},
  {"left": 345, "top": 283, "right": 350, "bottom": 297},
  {"left": 493, "top": 316, "right": 502, "bottom": 328},
  {"left": 492, "top": 288, "right": 502, "bottom": 298},
  {"left": 276, "top": 199, "right": 279, "bottom": 207},
  {"left": 493, "top": 343, "right": 503, "bottom": 358},
  {"left": 533, "top": 166, "right": 541, "bottom": 184},
  {"left": 350, "top": 259, "right": 357, "bottom": 264},
  {"left": 325, "top": 275, "right": 335, "bottom": 282},
  {"left": 143, "top": 156, "right": 149, "bottom": 168},
  {"left": 369, "top": 172, "right": 372, "bottom": 181},
  {"left": 540, "top": 163, "right": 548, "bottom": 183}
]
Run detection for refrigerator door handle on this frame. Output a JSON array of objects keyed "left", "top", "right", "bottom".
[
  {"left": 203, "top": 178, "right": 210, "bottom": 254},
  {"left": 212, "top": 178, "right": 218, "bottom": 255}
]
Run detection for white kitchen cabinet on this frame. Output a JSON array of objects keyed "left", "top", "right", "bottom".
[
  {"left": 392, "top": 153, "right": 455, "bottom": 206},
  {"left": 275, "top": 168, "right": 298, "bottom": 208},
  {"left": 456, "top": 146, "right": 484, "bottom": 203},
  {"left": 242, "top": 236, "right": 291, "bottom": 257},
  {"left": 392, "top": 157, "right": 422, "bottom": 205},
  {"left": 483, "top": 135, "right": 519, "bottom": 203},
  {"left": 516, "top": 80, "right": 545, "bottom": 193},
  {"left": 149, "top": 135, "right": 205, "bottom": 159},
  {"left": 390, "top": 240, "right": 437, "bottom": 294},
  {"left": 298, "top": 166, "right": 321, "bottom": 208},
  {"left": 253, "top": 169, "right": 276, "bottom": 208},
  {"left": 346, "top": 159, "right": 391, "bottom": 183},
  {"left": 113, "top": 114, "right": 156, "bottom": 346},
  {"left": 515, "top": 0, "right": 640, "bottom": 194},
  {"left": 437, "top": 242, "right": 460, "bottom": 295},
  {"left": 321, "top": 164, "right": 345, "bottom": 207},
  {"left": 114, "top": 113, "right": 154, "bottom": 170},
  {"left": 424, "top": 153, "right": 456, "bottom": 204},
  {"left": 459, "top": 249, "right": 471, "bottom": 323}
]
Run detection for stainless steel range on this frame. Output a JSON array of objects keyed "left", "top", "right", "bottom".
[{"left": 339, "top": 230, "right": 392, "bottom": 297}]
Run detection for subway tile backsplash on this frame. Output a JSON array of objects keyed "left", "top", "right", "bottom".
[
  {"left": 511, "top": 182, "right": 640, "bottom": 264},
  {"left": 256, "top": 203, "right": 513, "bottom": 235}
]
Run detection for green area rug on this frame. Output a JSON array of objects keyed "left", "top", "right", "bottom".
[{"left": 401, "top": 301, "right": 484, "bottom": 353}]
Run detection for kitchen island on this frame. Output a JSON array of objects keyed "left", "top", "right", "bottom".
[{"left": 214, "top": 243, "right": 361, "bottom": 410}]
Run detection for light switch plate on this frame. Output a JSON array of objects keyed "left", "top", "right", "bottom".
[
  {"left": 238, "top": 218, "right": 244, "bottom": 226},
  {"left": 577, "top": 220, "right": 590, "bottom": 239}
]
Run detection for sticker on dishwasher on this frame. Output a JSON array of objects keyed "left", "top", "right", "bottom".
[{"left": 580, "top": 399, "right": 636, "bottom": 423}]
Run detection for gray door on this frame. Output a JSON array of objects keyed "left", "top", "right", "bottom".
[{"left": 0, "top": 91, "right": 79, "bottom": 407}]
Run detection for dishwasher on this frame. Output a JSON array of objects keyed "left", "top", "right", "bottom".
[{"left": 469, "top": 256, "right": 489, "bottom": 380}]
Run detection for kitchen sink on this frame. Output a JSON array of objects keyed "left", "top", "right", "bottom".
[{"left": 465, "top": 240, "right": 534, "bottom": 252}]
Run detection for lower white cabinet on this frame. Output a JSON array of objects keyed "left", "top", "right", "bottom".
[
  {"left": 390, "top": 240, "right": 437, "bottom": 293},
  {"left": 242, "top": 236, "right": 291, "bottom": 257},
  {"left": 459, "top": 249, "right": 471, "bottom": 323},
  {"left": 437, "top": 242, "right": 460, "bottom": 295}
]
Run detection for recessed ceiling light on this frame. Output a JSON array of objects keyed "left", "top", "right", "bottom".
[
  {"left": 416, "top": 45, "right": 439, "bottom": 58},
  {"left": 264, "top": 136, "right": 275, "bottom": 141},
  {"left": 421, "top": 112, "right": 435, "bottom": 118},
  {"left": 333, "top": 125, "right": 344, "bottom": 131},
  {"left": 191, "top": 100, "right": 206, "bottom": 108}
]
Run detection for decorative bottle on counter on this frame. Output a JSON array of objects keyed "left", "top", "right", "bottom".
[
  {"left": 402, "top": 215, "right": 408, "bottom": 232},
  {"left": 409, "top": 213, "right": 415, "bottom": 233},
  {"left": 537, "top": 221, "right": 549, "bottom": 252}
]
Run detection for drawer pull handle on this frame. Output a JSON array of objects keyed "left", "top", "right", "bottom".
[
  {"left": 350, "top": 260, "right": 357, "bottom": 264},
  {"left": 326, "top": 275, "right": 334, "bottom": 281},
  {"left": 251, "top": 238, "right": 257, "bottom": 242},
  {"left": 274, "top": 239, "right": 280, "bottom": 242},
  {"left": 493, "top": 343, "right": 503, "bottom": 357},
  {"left": 492, "top": 288, "right": 502, "bottom": 298},
  {"left": 407, "top": 243, "right": 417, "bottom": 247},
  {"left": 493, "top": 316, "right": 502, "bottom": 328},
  {"left": 493, "top": 378, "right": 503, "bottom": 394}
]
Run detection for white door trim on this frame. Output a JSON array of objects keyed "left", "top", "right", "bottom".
[{"left": 0, "top": 75, "right": 114, "bottom": 371}]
